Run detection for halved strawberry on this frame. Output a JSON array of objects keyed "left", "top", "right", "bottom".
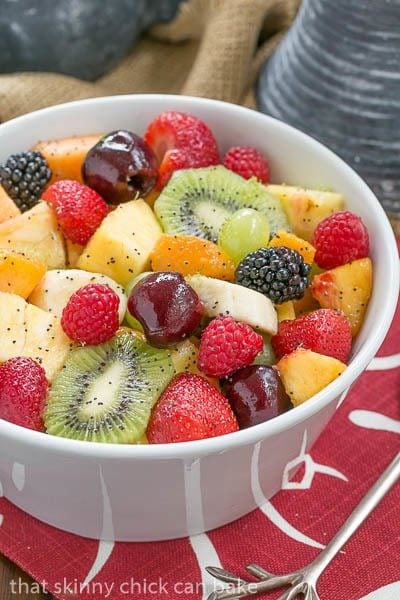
[{"left": 144, "top": 111, "right": 220, "bottom": 189}]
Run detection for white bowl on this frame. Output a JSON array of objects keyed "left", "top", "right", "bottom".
[{"left": 0, "top": 95, "right": 398, "bottom": 541}]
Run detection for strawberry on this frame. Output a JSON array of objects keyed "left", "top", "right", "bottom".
[
  {"left": 144, "top": 111, "right": 220, "bottom": 189},
  {"left": 0, "top": 357, "right": 48, "bottom": 431},
  {"left": 147, "top": 373, "right": 239, "bottom": 443},
  {"left": 223, "top": 146, "right": 270, "bottom": 182},
  {"left": 42, "top": 179, "right": 109, "bottom": 245},
  {"left": 271, "top": 308, "right": 352, "bottom": 363}
]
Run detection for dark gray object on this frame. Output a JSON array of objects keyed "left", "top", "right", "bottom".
[
  {"left": 258, "top": 0, "right": 400, "bottom": 215},
  {"left": 0, "top": 0, "right": 181, "bottom": 80}
]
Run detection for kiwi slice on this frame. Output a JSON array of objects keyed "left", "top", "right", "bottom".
[
  {"left": 44, "top": 333, "right": 174, "bottom": 443},
  {"left": 154, "top": 165, "right": 289, "bottom": 242}
]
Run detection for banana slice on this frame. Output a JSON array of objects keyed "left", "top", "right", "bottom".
[{"left": 187, "top": 274, "right": 278, "bottom": 335}]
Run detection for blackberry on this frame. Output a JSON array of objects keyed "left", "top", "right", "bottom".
[
  {"left": 235, "top": 246, "right": 311, "bottom": 304},
  {"left": 0, "top": 151, "right": 51, "bottom": 212}
]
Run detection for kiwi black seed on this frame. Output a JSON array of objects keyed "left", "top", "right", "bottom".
[
  {"left": 44, "top": 333, "right": 174, "bottom": 443},
  {"left": 154, "top": 165, "right": 289, "bottom": 243}
]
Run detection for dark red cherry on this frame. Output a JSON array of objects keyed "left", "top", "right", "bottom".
[
  {"left": 127, "top": 272, "right": 204, "bottom": 348},
  {"left": 222, "top": 365, "right": 291, "bottom": 428},
  {"left": 82, "top": 130, "right": 158, "bottom": 204}
]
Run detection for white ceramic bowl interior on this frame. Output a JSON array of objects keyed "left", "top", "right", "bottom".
[{"left": 0, "top": 95, "right": 398, "bottom": 541}]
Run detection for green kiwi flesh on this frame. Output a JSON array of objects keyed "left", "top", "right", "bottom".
[
  {"left": 44, "top": 333, "right": 174, "bottom": 443},
  {"left": 154, "top": 165, "right": 290, "bottom": 242}
]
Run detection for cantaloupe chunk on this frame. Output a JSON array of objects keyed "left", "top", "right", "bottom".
[
  {"left": 77, "top": 199, "right": 163, "bottom": 286},
  {"left": 0, "top": 251, "right": 46, "bottom": 298},
  {"left": 0, "top": 186, "right": 20, "bottom": 223},
  {"left": 267, "top": 185, "right": 344, "bottom": 241},
  {"left": 311, "top": 258, "right": 372, "bottom": 337},
  {"left": 269, "top": 230, "right": 316, "bottom": 264},
  {"left": 277, "top": 348, "right": 346, "bottom": 406},
  {"left": 33, "top": 134, "right": 102, "bottom": 185},
  {"left": 0, "top": 202, "right": 65, "bottom": 269}
]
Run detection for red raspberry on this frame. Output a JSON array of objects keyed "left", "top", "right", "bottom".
[
  {"left": 312, "top": 211, "right": 369, "bottom": 269},
  {"left": 147, "top": 373, "right": 239, "bottom": 443},
  {"left": 0, "top": 357, "right": 48, "bottom": 431},
  {"left": 271, "top": 308, "right": 352, "bottom": 363},
  {"left": 197, "top": 316, "right": 263, "bottom": 378},
  {"left": 61, "top": 283, "right": 120, "bottom": 344},
  {"left": 144, "top": 111, "right": 220, "bottom": 189},
  {"left": 223, "top": 146, "right": 270, "bottom": 182},
  {"left": 42, "top": 179, "right": 109, "bottom": 245}
]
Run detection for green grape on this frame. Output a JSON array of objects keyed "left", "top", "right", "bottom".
[
  {"left": 218, "top": 208, "right": 270, "bottom": 264},
  {"left": 253, "top": 334, "right": 276, "bottom": 366},
  {"left": 124, "top": 271, "right": 152, "bottom": 331}
]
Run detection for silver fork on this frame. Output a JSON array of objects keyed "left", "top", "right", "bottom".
[{"left": 206, "top": 451, "right": 400, "bottom": 600}]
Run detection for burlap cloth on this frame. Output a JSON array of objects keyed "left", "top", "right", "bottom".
[
  {"left": 0, "top": 0, "right": 300, "bottom": 121},
  {"left": 1, "top": 0, "right": 398, "bottom": 233}
]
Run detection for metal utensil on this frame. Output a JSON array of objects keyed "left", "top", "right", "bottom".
[{"left": 207, "top": 451, "right": 400, "bottom": 600}]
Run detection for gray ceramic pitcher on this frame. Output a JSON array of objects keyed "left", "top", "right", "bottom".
[{"left": 258, "top": 0, "right": 400, "bottom": 215}]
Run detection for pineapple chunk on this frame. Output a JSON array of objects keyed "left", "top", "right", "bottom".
[
  {"left": 269, "top": 230, "right": 316, "bottom": 264},
  {"left": 311, "top": 258, "right": 372, "bottom": 336},
  {"left": 66, "top": 239, "right": 84, "bottom": 267},
  {"left": 0, "top": 251, "right": 46, "bottom": 298},
  {"left": 170, "top": 338, "right": 220, "bottom": 389},
  {"left": 292, "top": 288, "right": 320, "bottom": 316},
  {"left": 277, "top": 348, "right": 346, "bottom": 406},
  {"left": 276, "top": 301, "right": 296, "bottom": 322},
  {"left": 0, "top": 202, "right": 65, "bottom": 268},
  {"left": 267, "top": 185, "right": 344, "bottom": 241},
  {"left": 0, "top": 186, "right": 20, "bottom": 223},
  {"left": 77, "top": 199, "right": 163, "bottom": 286},
  {"left": 29, "top": 269, "right": 127, "bottom": 322},
  {"left": 0, "top": 291, "right": 71, "bottom": 381},
  {"left": 0, "top": 292, "right": 27, "bottom": 360}
]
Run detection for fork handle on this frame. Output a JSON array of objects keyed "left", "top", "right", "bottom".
[{"left": 308, "top": 452, "right": 400, "bottom": 578}]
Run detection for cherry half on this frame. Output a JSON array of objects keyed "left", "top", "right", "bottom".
[
  {"left": 223, "top": 365, "right": 291, "bottom": 428},
  {"left": 127, "top": 272, "right": 204, "bottom": 348},
  {"left": 82, "top": 130, "right": 158, "bottom": 204}
]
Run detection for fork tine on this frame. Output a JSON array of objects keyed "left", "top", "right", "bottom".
[
  {"left": 206, "top": 566, "right": 247, "bottom": 585},
  {"left": 277, "top": 584, "right": 305, "bottom": 600},
  {"left": 245, "top": 563, "right": 275, "bottom": 580},
  {"left": 307, "top": 587, "right": 321, "bottom": 600}
]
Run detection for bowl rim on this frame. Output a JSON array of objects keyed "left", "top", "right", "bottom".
[{"left": 0, "top": 93, "right": 398, "bottom": 460}]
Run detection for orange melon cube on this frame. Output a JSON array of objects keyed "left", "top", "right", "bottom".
[
  {"left": 151, "top": 234, "right": 235, "bottom": 281},
  {"left": 33, "top": 134, "right": 102, "bottom": 185},
  {"left": 269, "top": 230, "right": 316, "bottom": 264},
  {"left": 0, "top": 252, "right": 46, "bottom": 298}
]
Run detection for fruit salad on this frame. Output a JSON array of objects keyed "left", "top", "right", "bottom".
[{"left": 0, "top": 111, "right": 373, "bottom": 444}]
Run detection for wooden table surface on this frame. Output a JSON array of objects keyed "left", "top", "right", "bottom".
[{"left": 0, "top": 554, "right": 48, "bottom": 599}]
